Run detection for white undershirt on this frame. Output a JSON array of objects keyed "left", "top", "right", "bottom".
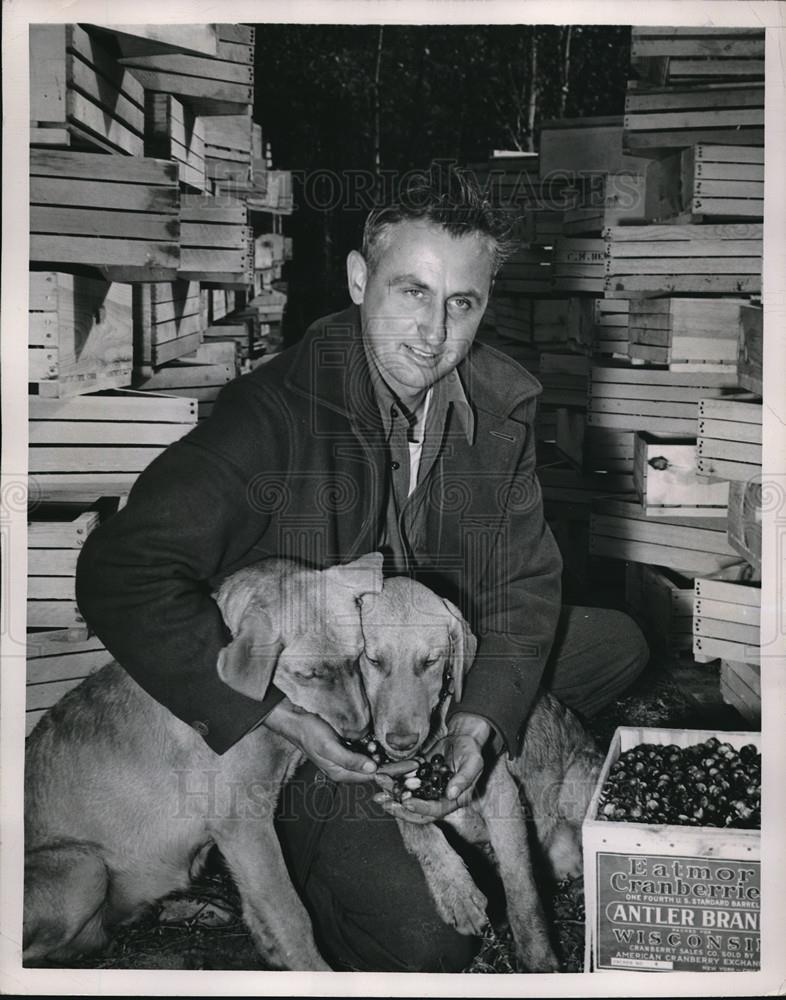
[{"left": 407, "top": 387, "right": 432, "bottom": 497}]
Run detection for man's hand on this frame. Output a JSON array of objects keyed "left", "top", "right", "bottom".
[
  {"left": 264, "top": 698, "right": 378, "bottom": 784},
  {"left": 373, "top": 713, "right": 492, "bottom": 824}
]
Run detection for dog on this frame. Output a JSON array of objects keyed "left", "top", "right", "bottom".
[
  {"left": 23, "top": 553, "right": 383, "bottom": 970},
  {"left": 359, "top": 576, "right": 602, "bottom": 972}
]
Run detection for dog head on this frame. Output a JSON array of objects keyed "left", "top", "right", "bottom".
[
  {"left": 214, "top": 552, "right": 384, "bottom": 740},
  {"left": 358, "top": 577, "right": 477, "bottom": 760}
]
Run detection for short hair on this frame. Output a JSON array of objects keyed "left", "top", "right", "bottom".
[{"left": 361, "top": 164, "right": 516, "bottom": 277}]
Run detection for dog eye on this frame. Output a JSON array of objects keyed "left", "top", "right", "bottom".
[
  {"left": 423, "top": 656, "right": 441, "bottom": 668},
  {"left": 363, "top": 652, "right": 381, "bottom": 667}
]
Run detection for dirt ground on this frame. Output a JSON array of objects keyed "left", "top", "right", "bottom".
[{"left": 59, "top": 652, "right": 748, "bottom": 974}]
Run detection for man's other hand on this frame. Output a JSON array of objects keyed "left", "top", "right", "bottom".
[
  {"left": 373, "top": 713, "right": 492, "bottom": 823},
  {"left": 264, "top": 698, "right": 378, "bottom": 783}
]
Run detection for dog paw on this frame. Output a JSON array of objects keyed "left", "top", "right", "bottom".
[
  {"left": 424, "top": 855, "right": 487, "bottom": 935},
  {"left": 434, "top": 878, "right": 488, "bottom": 936},
  {"left": 512, "top": 934, "right": 561, "bottom": 973}
]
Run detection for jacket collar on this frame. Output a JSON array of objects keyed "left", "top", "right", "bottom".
[{"left": 283, "top": 303, "right": 541, "bottom": 424}]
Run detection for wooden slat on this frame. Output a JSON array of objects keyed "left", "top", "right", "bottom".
[
  {"left": 29, "top": 447, "right": 172, "bottom": 473},
  {"left": 607, "top": 240, "right": 760, "bottom": 258},
  {"left": 30, "top": 235, "right": 180, "bottom": 275},
  {"left": 605, "top": 223, "right": 762, "bottom": 243},
  {"left": 31, "top": 206, "right": 178, "bottom": 241},
  {"left": 698, "top": 397, "right": 762, "bottom": 422},
  {"left": 27, "top": 474, "right": 139, "bottom": 502},
  {"left": 590, "top": 535, "right": 738, "bottom": 574},
  {"left": 67, "top": 53, "right": 145, "bottom": 133},
  {"left": 607, "top": 257, "right": 760, "bottom": 275},
  {"left": 30, "top": 148, "right": 177, "bottom": 184},
  {"left": 114, "top": 67, "right": 253, "bottom": 109},
  {"left": 625, "top": 86, "right": 763, "bottom": 113},
  {"left": 65, "top": 90, "right": 143, "bottom": 156},
  {"left": 30, "top": 389, "right": 196, "bottom": 423},
  {"left": 28, "top": 548, "right": 83, "bottom": 575},
  {"left": 28, "top": 511, "right": 99, "bottom": 548},
  {"left": 699, "top": 418, "right": 761, "bottom": 444},
  {"left": 29, "top": 421, "right": 194, "bottom": 446},
  {"left": 695, "top": 598, "right": 760, "bottom": 628},
  {"left": 28, "top": 648, "right": 109, "bottom": 685},
  {"left": 605, "top": 275, "right": 760, "bottom": 295},
  {"left": 31, "top": 176, "right": 179, "bottom": 213},
  {"left": 27, "top": 601, "right": 83, "bottom": 628}
]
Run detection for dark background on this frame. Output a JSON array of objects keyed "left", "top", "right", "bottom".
[{"left": 252, "top": 24, "right": 631, "bottom": 337}]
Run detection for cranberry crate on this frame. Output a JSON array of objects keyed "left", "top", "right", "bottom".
[{"left": 583, "top": 726, "right": 761, "bottom": 974}]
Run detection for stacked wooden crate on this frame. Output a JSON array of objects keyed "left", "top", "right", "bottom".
[
  {"left": 577, "top": 28, "right": 765, "bottom": 719},
  {"left": 26, "top": 23, "right": 292, "bottom": 731}
]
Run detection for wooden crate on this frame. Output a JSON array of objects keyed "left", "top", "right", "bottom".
[
  {"left": 203, "top": 111, "right": 254, "bottom": 184},
  {"left": 556, "top": 410, "right": 636, "bottom": 475},
  {"left": 623, "top": 83, "right": 764, "bottom": 153},
  {"left": 720, "top": 660, "right": 761, "bottom": 723},
  {"left": 537, "top": 116, "right": 644, "bottom": 176},
  {"left": 30, "top": 24, "right": 145, "bottom": 155},
  {"left": 588, "top": 364, "right": 739, "bottom": 435},
  {"left": 538, "top": 462, "right": 634, "bottom": 521},
  {"left": 551, "top": 238, "right": 605, "bottom": 293},
  {"left": 625, "top": 562, "right": 694, "bottom": 654},
  {"left": 538, "top": 353, "right": 590, "bottom": 408},
  {"left": 634, "top": 433, "right": 728, "bottom": 517},
  {"left": 486, "top": 295, "right": 533, "bottom": 343},
  {"left": 604, "top": 224, "right": 762, "bottom": 298},
  {"left": 697, "top": 396, "right": 762, "bottom": 482},
  {"left": 680, "top": 145, "right": 763, "bottom": 220},
  {"left": 590, "top": 497, "right": 740, "bottom": 575},
  {"left": 30, "top": 149, "right": 180, "bottom": 281},
  {"left": 533, "top": 298, "right": 593, "bottom": 349},
  {"left": 495, "top": 247, "right": 553, "bottom": 294},
  {"left": 134, "top": 360, "right": 234, "bottom": 420},
  {"left": 29, "top": 272, "right": 133, "bottom": 398},
  {"left": 27, "top": 508, "right": 99, "bottom": 629},
  {"left": 26, "top": 628, "right": 111, "bottom": 737},
  {"left": 737, "top": 304, "right": 762, "bottom": 395},
  {"left": 727, "top": 479, "right": 761, "bottom": 574},
  {"left": 628, "top": 298, "right": 747, "bottom": 369},
  {"left": 563, "top": 173, "right": 652, "bottom": 235},
  {"left": 144, "top": 93, "right": 206, "bottom": 192},
  {"left": 583, "top": 726, "right": 760, "bottom": 973},
  {"left": 630, "top": 27, "right": 765, "bottom": 86},
  {"left": 693, "top": 578, "right": 761, "bottom": 664},
  {"left": 117, "top": 24, "right": 254, "bottom": 116},
  {"left": 592, "top": 298, "right": 630, "bottom": 357},
  {"left": 135, "top": 280, "right": 205, "bottom": 369},
  {"left": 179, "top": 194, "right": 253, "bottom": 287},
  {"left": 29, "top": 389, "right": 197, "bottom": 501},
  {"left": 245, "top": 169, "right": 294, "bottom": 214}
]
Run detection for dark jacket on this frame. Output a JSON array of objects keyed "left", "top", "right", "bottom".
[{"left": 76, "top": 306, "right": 562, "bottom": 755}]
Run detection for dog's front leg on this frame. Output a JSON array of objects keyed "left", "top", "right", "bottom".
[
  {"left": 396, "top": 818, "right": 488, "bottom": 936},
  {"left": 476, "top": 761, "right": 560, "bottom": 972},
  {"left": 212, "top": 818, "right": 330, "bottom": 970}
]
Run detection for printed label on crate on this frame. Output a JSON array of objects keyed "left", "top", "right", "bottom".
[{"left": 596, "top": 853, "right": 760, "bottom": 972}]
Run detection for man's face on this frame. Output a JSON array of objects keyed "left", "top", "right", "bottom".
[{"left": 347, "top": 219, "right": 494, "bottom": 410}]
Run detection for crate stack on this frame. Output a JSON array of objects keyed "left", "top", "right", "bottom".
[
  {"left": 583, "top": 26, "right": 764, "bottom": 723},
  {"left": 211, "top": 113, "right": 294, "bottom": 363},
  {"left": 26, "top": 23, "right": 295, "bottom": 734}
]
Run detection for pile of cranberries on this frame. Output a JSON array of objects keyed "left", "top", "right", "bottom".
[
  {"left": 343, "top": 735, "right": 454, "bottom": 802},
  {"left": 597, "top": 737, "right": 761, "bottom": 829}
]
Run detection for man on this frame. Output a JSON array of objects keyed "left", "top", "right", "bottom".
[{"left": 76, "top": 167, "right": 647, "bottom": 971}]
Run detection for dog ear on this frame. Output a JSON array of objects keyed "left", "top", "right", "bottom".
[
  {"left": 327, "top": 551, "right": 384, "bottom": 598},
  {"left": 217, "top": 618, "right": 285, "bottom": 702},
  {"left": 441, "top": 598, "right": 477, "bottom": 702}
]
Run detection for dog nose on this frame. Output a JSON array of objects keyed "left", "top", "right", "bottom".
[{"left": 385, "top": 731, "right": 419, "bottom": 752}]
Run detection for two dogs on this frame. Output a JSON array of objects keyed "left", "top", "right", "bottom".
[{"left": 23, "top": 555, "right": 600, "bottom": 971}]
